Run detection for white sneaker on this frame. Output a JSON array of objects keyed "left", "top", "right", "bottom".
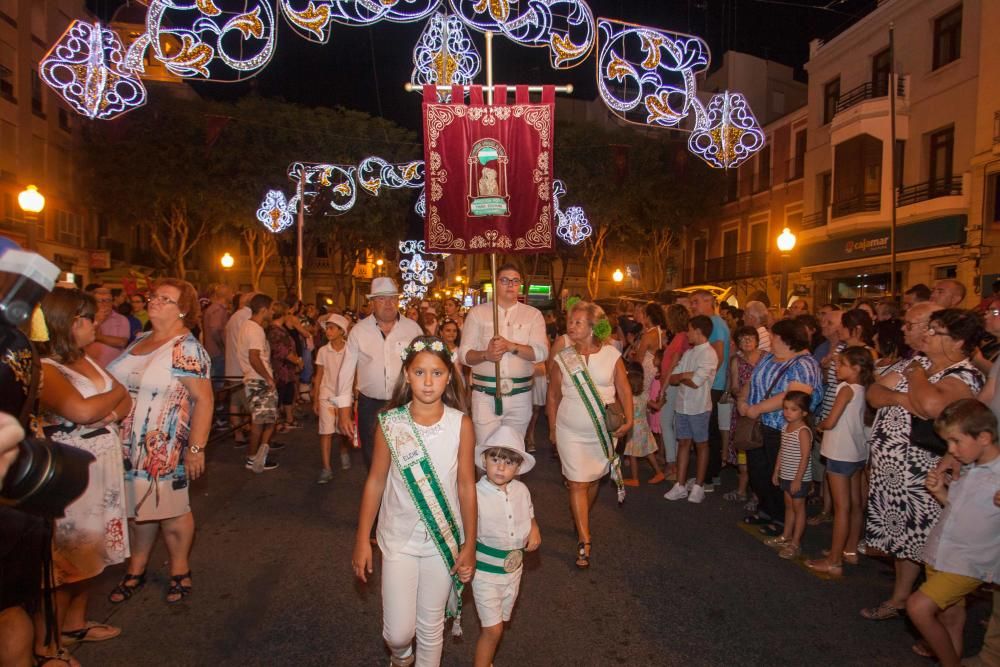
[
  {"left": 664, "top": 483, "right": 688, "bottom": 501},
  {"left": 684, "top": 477, "right": 696, "bottom": 491},
  {"left": 252, "top": 444, "right": 270, "bottom": 473},
  {"left": 317, "top": 468, "right": 334, "bottom": 484},
  {"left": 688, "top": 484, "right": 706, "bottom": 503},
  {"left": 340, "top": 451, "right": 352, "bottom": 470}
]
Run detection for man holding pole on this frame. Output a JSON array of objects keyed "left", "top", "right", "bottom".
[{"left": 460, "top": 263, "right": 549, "bottom": 442}]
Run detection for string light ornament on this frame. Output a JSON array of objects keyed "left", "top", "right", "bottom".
[
  {"left": 39, "top": 20, "right": 146, "bottom": 120},
  {"left": 596, "top": 18, "right": 766, "bottom": 169},
  {"left": 256, "top": 189, "right": 295, "bottom": 233},
  {"left": 399, "top": 239, "right": 439, "bottom": 300},
  {"left": 285, "top": 157, "right": 424, "bottom": 216},
  {"left": 412, "top": 13, "right": 481, "bottom": 100},
  {"left": 552, "top": 179, "right": 591, "bottom": 245}
]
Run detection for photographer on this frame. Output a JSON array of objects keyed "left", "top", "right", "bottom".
[{"left": 0, "top": 413, "right": 31, "bottom": 666}]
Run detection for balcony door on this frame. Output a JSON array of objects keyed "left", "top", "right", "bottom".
[
  {"left": 692, "top": 237, "right": 707, "bottom": 284},
  {"left": 929, "top": 126, "right": 954, "bottom": 195},
  {"left": 722, "top": 229, "right": 738, "bottom": 280},
  {"left": 872, "top": 47, "right": 891, "bottom": 97}
]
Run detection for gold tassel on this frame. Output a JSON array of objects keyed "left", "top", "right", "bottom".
[{"left": 29, "top": 306, "right": 49, "bottom": 342}]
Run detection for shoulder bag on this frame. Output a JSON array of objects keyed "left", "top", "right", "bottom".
[{"left": 732, "top": 357, "right": 798, "bottom": 451}]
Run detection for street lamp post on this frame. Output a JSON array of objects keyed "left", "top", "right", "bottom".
[
  {"left": 776, "top": 227, "right": 797, "bottom": 311},
  {"left": 220, "top": 252, "right": 235, "bottom": 270},
  {"left": 376, "top": 258, "right": 384, "bottom": 276},
  {"left": 18, "top": 184, "right": 45, "bottom": 250},
  {"left": 612, "top": 267, "right": 624, "bottom": 296}
]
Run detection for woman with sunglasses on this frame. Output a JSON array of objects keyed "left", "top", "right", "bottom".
[
  {"left": 106, "top": 279, "right": 213, "bottom": 606},
  {"left": 861, "top": 306, "right": 984, "bottom": 624}
]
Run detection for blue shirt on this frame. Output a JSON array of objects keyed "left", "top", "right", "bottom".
[
  {"left": 709, "top": 315, "right": 730, "bottom": 391},
  {"left": 747, "top": 353, "right": 823, "bottom": 430},
  {"left": 812, "top": 339, "right": 830, "bottom": 367}
]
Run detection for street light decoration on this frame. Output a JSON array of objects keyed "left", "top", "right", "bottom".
[
  {"left": 18, "top": 186, "right": 45, "bottom": 215},
  {"left": 552, "top": 179, "right": 591, "bottom": 246},
  {"left": 777, "top": 227, "right": 797, "bottom": 254},
  {"left": 220, "top": 251, "right": 235, "bottom": 268},
  {"left": 612, "top": 268, "right": 624, "bottom": 283},
  {"left": 39, "top": 20, "right": 146, "bottom": 120},
  {"left": 256, "top": 189, "right": 294, "bottom": 233},
  {"left": 400, "top": 239, "right": 439, "bottom": 300},
  {"left": 688, "top": 91, "right": 765, "bottom": 170},
  {"left": 412, "top": 13, "right": 481, "bottom": 101}
]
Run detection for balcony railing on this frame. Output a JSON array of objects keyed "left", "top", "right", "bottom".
[
  {"left": 832, "top": 192, "right": 880, "bottom": 218},
  {"left": 801, "top": 210, "right": 827, "bottom": 229},
  {"left": 993, "top": 111, "right": 1000, "bottom": 144},
  {"left": 705, "top": 251, "right": 768, "bottom": 283},
  {"left": 98, "top": 237, "right": 126, "bottom": 262},
  {"left": 897, "top": 176, "right": 962, "bottom": 207},
  {"left": 834, "top": 79, "right": 906, "bottom": 115}
]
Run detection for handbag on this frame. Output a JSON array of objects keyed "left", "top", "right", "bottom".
[
  {"left": 910, "top": 416, "right": 948, "bottom": 457},
  {"left": 732, "top": 357, "right": 799, "bottom": 451},
  {"left": 604, "top": 399, "right": 626, "bottom": 433}
]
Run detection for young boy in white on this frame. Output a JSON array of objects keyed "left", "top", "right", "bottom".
[
  {"left": 472, "top": 425, "right": 541, "bottom": 667},
  {"left": 664, "top": 315, "right": 719, "bottom": 504},
  {"left": 312, "top": 314, "right": 349, "bottom": 484}
]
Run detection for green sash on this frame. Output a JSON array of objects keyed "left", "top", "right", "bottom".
[
  {"left": 556, "top": 346, "right": 626, "bottom": 503},
  {"left": 379, "top": 405, "right": 464, "bottom": 618}
]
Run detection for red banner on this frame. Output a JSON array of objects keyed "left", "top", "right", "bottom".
[{"left": 422, "top": 84, "right": 555, "bottom": 254}]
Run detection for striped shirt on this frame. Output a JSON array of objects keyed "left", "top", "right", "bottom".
[
  {"left": 779, "top": 424, "right": 813, "bottom": 482},
  {"left": 820, "top": 342, "right": 847, "bottom": 420}
]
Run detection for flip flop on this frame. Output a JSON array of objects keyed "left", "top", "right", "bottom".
[
  {"left": 911, "top": 640, "right": 934, "bottom": 658},
  {"left": 860, "top": 602, "right": 904, "bottom": 620},
  {"left": 61, "top": 621, "right": 121, "bottom": 645}
]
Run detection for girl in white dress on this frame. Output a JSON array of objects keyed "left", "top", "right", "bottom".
[
  {"left": 547, "top": 301, "right": 633, "bottom": 568},
  {"left": 353, "top": 336, "right": 477, "bottom": 667}
]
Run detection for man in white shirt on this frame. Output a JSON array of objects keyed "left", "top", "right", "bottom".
[
  {"left": 459, "top": 264, "right": 549, "bottom": 443},
  {"left": 336, "top": 277, "right": 422, "bottom": 468},
  {"left": 664, "top": 315, "right": 719, "bottom": 504},
  {"left": 225, "top": 291, "right": 256, "bottom": 443},
  {"left": 237, "top": 294, "right": 279, "bottom": 473}
]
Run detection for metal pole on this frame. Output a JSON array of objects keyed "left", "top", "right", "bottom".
[
  {"left": 889, "top": 23, "right": 897, "bottom": 301},
  {"left": 297, "top": 165, "right": 305, "bottom": 301},
  {"left": 780, "top": 255, "right": 789, "bottom": 313},
  {"left": 485, "top": 31, "right": 503, "bottom": 415}
]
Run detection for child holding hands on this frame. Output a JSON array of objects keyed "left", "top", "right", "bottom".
[
  {"left": 352, "top": 336, "right": 477, "bottom": 667},
  {"left": 766, "top": 391, "right": 813, "bottom": 560},
  {"left": 472, "top": 425, "right": 541, "bottom": 667},
  {"left": 906, "top": 399, "right": 1000, "bottom": 667}
]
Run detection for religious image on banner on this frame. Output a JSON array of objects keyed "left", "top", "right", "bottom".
[{"left": 422, "top": 84, "right": 554, "bottom": 254}]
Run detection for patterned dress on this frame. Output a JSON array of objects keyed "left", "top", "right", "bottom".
[
  {"left": 107, "top": 332, "right": 211, "bottom": 522},
  {"left": 41, "top": 357, "right": 129, "bottom": 585},
  {"left": 726, "top": 353, "right": 757, "bottom": 464},
  {"left": 624, "top": 389, "right": 658, "bottom": 457},
  {"left": 864, "top": 357, "right": 984, "bottom": 561}
]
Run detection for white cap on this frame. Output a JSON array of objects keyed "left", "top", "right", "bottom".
[
  {"left": 474, "top": 425, "right": 535, "bottom": 474},
  {"left": 324, "top": 313, "right": 350, "bottom": 332}
]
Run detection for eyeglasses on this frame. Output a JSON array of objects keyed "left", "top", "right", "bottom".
[
  {"left": 988, "top": 309, "right": 1000, "bottom": 318},
  {"left": 498, "top": 277, "right": 522, "bottom": 287},
  {"left": 148, "top": 294, "right": 179, "bottom": 306},
  {"left": 902, "top": 319, "right": 929, "bottom": 330},
  {"left": 926, "top": 328, "right": 951, "bottom": 338},
  {"left": 95, "top": 297, "right": 113, "bottom": 304}
]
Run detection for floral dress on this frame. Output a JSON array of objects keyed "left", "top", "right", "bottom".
[
  {"left": 726, "top": 353, "right": 757, "bottom": 464},
  {"left": 624, "top": 389, "right": 658, "bottom": 457},
  {"left": 864, "top": 357, "right": 983, "bottom": 561},
  {"left": 107, "top": 332, "right": 211, "bottom": 522},
  {"left": 40, "top": 357, "right": 129, "bottom": 585}
]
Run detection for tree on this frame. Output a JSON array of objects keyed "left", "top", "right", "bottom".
[{"left": 240, "top": 226, "right": 277, "bottom": 290}]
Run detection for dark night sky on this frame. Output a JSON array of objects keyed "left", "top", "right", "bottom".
[{"left": 89, "top": 0, "right": 876, "bottom": 130}]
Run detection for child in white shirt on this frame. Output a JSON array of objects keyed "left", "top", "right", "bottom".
[
  {"left": 473, "top": 425, "right": 541, "bottom": 667},
  {"left": 312, "top": 314, "right": 349, "bottom": 483}
]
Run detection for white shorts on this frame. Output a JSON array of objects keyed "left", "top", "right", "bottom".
[
  {"left": 318, "top": 401, "right": 337, "bottom": 435},
  {"left": 717, "top": 401, "right": 732, "bottom": 432},
  {"left": 472, "top": 572, "right": 523, "bottom": 627}
]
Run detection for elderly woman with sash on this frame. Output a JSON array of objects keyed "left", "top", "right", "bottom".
[
  {"left": 353, "top": 336, "right": 476, "bottom": 667},
  {"left": 547, "top": 301, "right": 633, "bottom": 569}
]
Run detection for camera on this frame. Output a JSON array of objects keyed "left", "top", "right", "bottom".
[
  {"left": 0, "top": 249, "right": 59, "bottom": 328},
  {"left": 0, "top": 438, "right": 94, "bottom": 518}
]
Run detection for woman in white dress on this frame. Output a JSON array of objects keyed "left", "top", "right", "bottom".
[
  {"left": 35, "top": 287, "right": 132, "bottom": 661},
  {"left": 547, "top": 301, "right": 633, "bottom": 568}
]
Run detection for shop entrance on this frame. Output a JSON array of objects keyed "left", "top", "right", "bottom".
[{"left": 830, "top": 271, "right": 901, "bottom": 307}]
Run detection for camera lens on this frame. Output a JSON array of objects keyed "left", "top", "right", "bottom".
[{"left": 0, "top": 438, "right": 94, "bottom": 518}]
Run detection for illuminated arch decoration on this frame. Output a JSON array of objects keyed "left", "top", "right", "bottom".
[
  {"left": 123, "top": 0, "right": 278, "bottom": 81},
  {"left": 399, "top": 239, "right": 439, "bottom": 299},
  {"left": 39, "top": 20, "right": 146, "bottom": 120},
  {"left": 552, "top": 179, "right": 590, "bottom": 245},
  {"left": 411, "top": 13, "right": 481, "bottom": 100},
  {"left": 357, "top": 157, "right": 425, "bottom": 196},
  {"left": 256, "top": 189, "right": 295, "bottom": 232},
  {"left": 688, "top": 91, "right": 765, "bottom": 170}
]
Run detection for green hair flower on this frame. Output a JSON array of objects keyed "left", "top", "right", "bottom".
[
  {"left": 565, "top": 296, "right": 582, "bottom": 313},
  {"left": 592, "top": 317, "right": 612, "bottom": 342}
]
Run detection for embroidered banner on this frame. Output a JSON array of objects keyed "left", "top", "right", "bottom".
[{"left": 422, "top": 84, "right": 555, "bottom": 254}]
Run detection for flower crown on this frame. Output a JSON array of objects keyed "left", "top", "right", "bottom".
[{"left": 400, "top": 338, "right": 446, "bottom": 361}]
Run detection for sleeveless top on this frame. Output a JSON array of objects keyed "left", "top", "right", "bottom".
[
  {"left": 820, "top": 382, "right": 867, "bottom": 463},
  {"left": 779, "top": 424, "right": 813, "bottom": 482}
]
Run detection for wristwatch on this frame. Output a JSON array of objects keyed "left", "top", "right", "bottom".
[{"left": 188, "top": 444, "right": 204, "bottom": 454}]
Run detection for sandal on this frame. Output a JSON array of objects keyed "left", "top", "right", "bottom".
[
  {"left": 807, "top": 511, "right": 833, "bottom": 526},
  {"left": 778, "top": 543, "right": 801, "bottom": 560},
  {"left": 822, "top": 549, "right": 859, "bottom": 565},
  {"left": 34, "top": 650, "right": 75, "bottom": 667},
  {"left": 166, "top": 571, "right": 192, "bottom": 604},
  {"left": 61, "top": 621, "right": 121, "bottom": 645},
  {"left": 723, "top": 490, "right": 748, "bottom": 502},
  {"left": 108, "top": 571, "right": 146, "bottom": 604},
  {"left": 911, "top": 640, "right": 935, "bottom": 658},
  {"left": 860, "top": 602, "right": 904, "bottom": 620},
  {"left": 764, "top": 535, "right": 789, "bottom": 548},
  {"left": 575, "top": 542, "right": 591, "bottom": 569},
  {"left": 805, "top": 559, "right": 843, "bottom": 577}
]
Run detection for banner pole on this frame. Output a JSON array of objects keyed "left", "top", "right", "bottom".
[
  {"left": 484, "top": 31, "right": 503, "bottom": 415},
  {"left": 297, "top": 164, "right": 305, "bottom": 301}
]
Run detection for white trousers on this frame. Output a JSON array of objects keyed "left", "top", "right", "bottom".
[
  {"left": 659, "top": 385, "right": 679, "bottom": 463},
  {"left": 471, "top": 390, "right": 533, "bottom": 443},
  {"left": 381, "top": 546, "right": 453, "bottom": 667}
]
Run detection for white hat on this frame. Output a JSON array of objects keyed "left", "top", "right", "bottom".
[
  {"left": 324, "top": 313, "right": 350, "bottom": 332},
  {"left": 367, "top": 277, "right": 400, "bottom": 299},
  {"left": 474, "top": 425, "right": 535, "bottom": 474}
]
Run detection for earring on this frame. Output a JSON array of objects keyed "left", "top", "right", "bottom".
[{"left": 179, "top": 314, "right": 185, "bottom": 319}]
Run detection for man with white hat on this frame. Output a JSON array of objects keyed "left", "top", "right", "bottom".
[
  {"left": 472, "top": 424, "right": 541, "bottom": 667},
  {"left": 336, "top": 277, "right": 422, "bottom": 468},
  {"left": 459, "top": 263, "right": 549, "bottom": 443},
  {"left": 313, "top": 313, "right": 350, "bottom": 483}
]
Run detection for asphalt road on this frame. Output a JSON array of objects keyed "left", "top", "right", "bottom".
[{"left": 74, "top": 414, "right": 991, "bottom": 666}]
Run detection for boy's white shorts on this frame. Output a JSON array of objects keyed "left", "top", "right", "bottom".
[
  {"left": 472, "top": 572, "right": 523, "bottom": 626},
  {"left": 318, "top": 402, "right": 338, "bottom": 435}
]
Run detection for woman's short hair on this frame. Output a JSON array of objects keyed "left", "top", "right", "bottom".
[
  {"left": 733, "top": 325, "right": 759, "bottom": 344},
  {"left": 570, "top": 300, "right": 608, "bottom": 341},
  {"left": 771, "top": 318, "right": 810, "bottom": 352},
  {"left": 930, "top": 308, "right": 984, "bottom": 356},
  {"left": 155, "top": 278, "right": 201, "bottom": 329},
  {"left": 665, "top": 303, "right": 689, "bottom": 335},
  {"left": 39, "top": 287, "right": 96, "bottom": 364}
]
